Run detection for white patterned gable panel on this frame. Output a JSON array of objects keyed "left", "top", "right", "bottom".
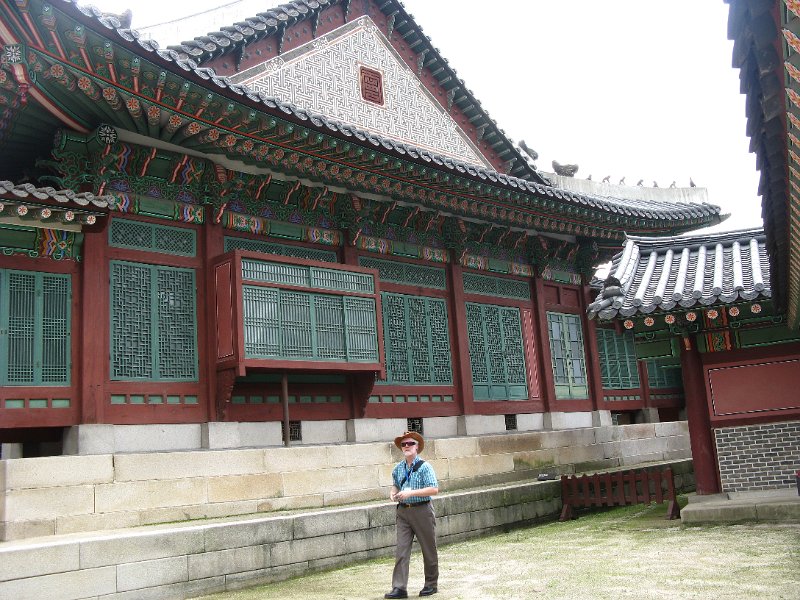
[{"left": 230, "top": 17, "right": 491, "bottom": 169}]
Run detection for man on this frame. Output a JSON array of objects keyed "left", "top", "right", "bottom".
[{"left": 385, "top": 431, "right": 439, "bottom": 599}]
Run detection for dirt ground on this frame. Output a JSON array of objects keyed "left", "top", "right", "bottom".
[{"left": 193, "top": 499, "right": 800, "bottom": 600}]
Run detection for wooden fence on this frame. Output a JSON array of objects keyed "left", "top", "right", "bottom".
[{"left": 560, "top": 467, "right": 680, "bottom": 521}]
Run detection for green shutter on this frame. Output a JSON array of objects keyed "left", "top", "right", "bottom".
[
  {"left": 0, "top": 270, "right": 71, "bottom": 386},
  {"left": 646, "top": 359, "right": 683, "bottom": 389},
  {"left": 110, "top": 261, "right": 197, "bottom": 381},
  {"left": 243, "top": 286, "right": 281, "bottom": 356},
  {"left": 314, "top": 294, "right": 346, "bottom": 360},
  {"left": 409, "top": 297, "right": 431, "bottom": 382},
  {"left": 157, "top": 268, "right": 198, "bottom": 380},
  {"left": 547, "top": 312, "right": 588, "bottom": 399},
  {"left": 380, "top": 293, "right": 452, "bottom": 385},
  {"left": 383, "top": 293, "right": 411, "bottom": 383},
  {"left": 343, "top": 296, "right": 379, "bottom": 362},
  {"left": 502, "top": 308, "right": 528, "bottom": 395},
  {"left": 281, "top": 291, "right": 314, "bottom": 358},
  {"left": 41, "top": 274, "right": 71, "bottom": 384},
  {"left": 595, "top": 328, "right": 640, "bottom": 389},
  {"left": 466, "top": 302, "right": 528, "bottom": 400},
  {"left": 6, "top": 271, "right": 36, "bottom": 384},
  {"left": 242, "top": 286, "right": 379, "bottom": 363},
  {"left": 111, "top": 262, "right": 154, "bottom": 379},
  {"left": 427, "top": 297, "right": 453, "bottom": 384}
]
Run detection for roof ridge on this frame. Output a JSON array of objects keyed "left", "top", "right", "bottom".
[{"left": 626, "top": 227, "right": 765, "bottom": 247}]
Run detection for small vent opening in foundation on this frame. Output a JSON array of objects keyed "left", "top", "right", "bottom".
[
  {"left": 407, "top": 417, "right": 423, "bottom": 435},
  {"left": 505, "top": 414, "right": 518, "bottom": 431}
]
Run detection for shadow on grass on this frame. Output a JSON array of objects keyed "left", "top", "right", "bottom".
[{"left": 560, "top": 494, "right": 690, "bottom": 530}]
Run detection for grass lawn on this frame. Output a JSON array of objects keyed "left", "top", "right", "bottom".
[{"left": 192, "top": 497, "right": 800, "bottom": 599}]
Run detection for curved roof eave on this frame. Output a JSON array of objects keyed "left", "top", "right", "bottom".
[{"left": 51, "top": 0, "right": 722, "bottom": 229}]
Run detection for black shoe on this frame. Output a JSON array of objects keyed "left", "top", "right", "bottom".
[
  {"left": 419, "top": 586, "right": 438, "bottom": 597},
  {"left": 385, "top": 588, "right": 408, "bottom": 599}
]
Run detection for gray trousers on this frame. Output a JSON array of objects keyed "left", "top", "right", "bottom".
[{"left": 391, "top": 502, "right": 438, "bottom": 590}]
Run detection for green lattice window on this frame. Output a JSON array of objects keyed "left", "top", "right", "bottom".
[
  {"left": 110, "top": 261, "right": 198, "bottom": 381},
  {"left": 595, "top": 328, "right": 640, "bottom": 389},
  {"left": 242, "top": 286, "right": 379, "bottom": 362},
  {"left": 242, "top": 259, "right": 374, "bottom": 294},
  {"left": 466, "top": 303, "right": 528, "bottom": 400},
  {"left": 646, "top": 359, "right": 683, "bottom": 389},
  {"left": 463, "top": 272, "right": 531, "bottom": 300},
  {"left": 0, "top": 270, "right": 70, "bottom": 385},
  {"left": 225, "top": 237, "right": 338, "bottom": 263},
  {"left": 359, "top": 257, "right": 447, "bottom": 290},
  {"left": 546, "top": 312, "right": 588, "bottom": 399},
  {"left": 380, "top": 293, "right": 452, "bottom": 385},
  {"left": 110, "top": 218, "right": 196, "bottom": 256}
]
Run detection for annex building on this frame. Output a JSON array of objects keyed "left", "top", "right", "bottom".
[
  {"left": 0, "top": 0, "right": 727, "bottom": 459},
  {"left": 587, "top": 0, "right": 800, "bottom": 496}
]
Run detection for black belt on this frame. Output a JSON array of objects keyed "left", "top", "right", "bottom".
[{"left": 397, "top": 500, "right": 430, "bottom": 508}]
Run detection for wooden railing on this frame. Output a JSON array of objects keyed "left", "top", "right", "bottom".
[{"left": 559, "top": 467, "right": 680, "bottom": 521}]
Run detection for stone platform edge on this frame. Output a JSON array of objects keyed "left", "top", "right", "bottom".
[
  {"left": 0, "top": 458, "right": 694, "bottom": 600},
  {"left": 0, "top": 422, "right": 692, "bottom": 542}
]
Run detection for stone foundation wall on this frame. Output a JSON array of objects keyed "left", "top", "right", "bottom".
[
  {"left": 0, "top": 459, "right": 694, "bottom": 600},
  {"left": 714, "top": 420, "right": 800, "bottom": 492},
  {"left": 0, "top": 422, "right": 691, "bottom": 542}
]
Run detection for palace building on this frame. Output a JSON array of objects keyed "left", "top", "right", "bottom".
[{"left": 0, "top": 0, "right": 726, "bottom": 457}]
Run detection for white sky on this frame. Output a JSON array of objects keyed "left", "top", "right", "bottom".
[{"left": 85, "top": 0, "right": 762, "bottom": 234}]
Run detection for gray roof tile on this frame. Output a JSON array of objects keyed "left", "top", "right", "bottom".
[
  {"left": 0, "top": 181, "right": 112, "bottom": 208},
  {"left": 587, "top": 228, "right": 770, "bottom": 320}
]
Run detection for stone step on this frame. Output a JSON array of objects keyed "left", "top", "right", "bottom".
[{"left": 681, "top": 487, "right": 800, "bottom": 525}]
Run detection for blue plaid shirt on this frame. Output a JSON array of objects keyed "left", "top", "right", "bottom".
[{"left": 392, "top": 457, "right": 438, "bottom": 503}]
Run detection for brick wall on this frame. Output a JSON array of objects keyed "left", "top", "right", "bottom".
[{"left": 715, "top": 420, "right": 800, "bottom": 492}]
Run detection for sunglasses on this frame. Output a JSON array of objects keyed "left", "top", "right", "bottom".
[{"left": 400, "top": 441, "right": 417, "bottom": 447}]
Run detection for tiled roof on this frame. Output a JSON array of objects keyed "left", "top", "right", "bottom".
[
  {"left": 163, "top": 0, "right": 546, "bottom": 183},
  {"left": 49, "top": 1, "right": 723, "bottom": 227},
  {"left": 65, "top": 0, "right": 546, "bottom": 185},
  {"left": 587, "top": 228, "right": 771, "bottom": 320},
  {"left": 0, "top": 181, "right": 111, "bottom": 208}
]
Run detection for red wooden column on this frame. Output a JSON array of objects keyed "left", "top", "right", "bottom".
[
  {"left": 581, "top": 285, "right": 605, "bottom": 413},
  {"left": 79, "top": 228, "right": 110, "bottom": 424},
  {"left": 638, "top": 360, "right": 652, "bottom": 407},
  {"left": 203, "top": 218, "right": 225, "bottom": 421},
  {"left": 680, "top": 336, "right": 721, "bottom": 494},
  {"left": 532, "top": 277, "right": 555, "bottom": 413},
  {"left": 521, "top": 278, "right": 544, "bottom": 412},
  {"left": 449, "top": 263, "right": 475, "bottom": 414},
  {"left": 341, "top": 241, "right": 359, "bottom": 266}
]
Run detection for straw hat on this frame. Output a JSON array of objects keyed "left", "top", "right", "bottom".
[{"left": 394, "top": 431, "right": 425, "bottom": 453}]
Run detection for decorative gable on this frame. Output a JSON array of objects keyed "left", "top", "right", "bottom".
[{"left": 228, "top": 16, "right": 492, "bottom": 169}]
